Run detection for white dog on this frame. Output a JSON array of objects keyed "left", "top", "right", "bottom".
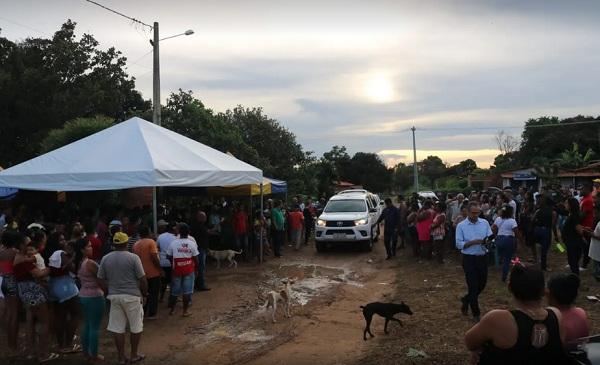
[
  {"left": 208, "top": 249, "right": 242, "bottom": 268},
  {"left": 260, "top": 279, "right": 295, "bottom": 323}
]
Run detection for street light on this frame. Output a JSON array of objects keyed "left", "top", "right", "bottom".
[
  {"left": 151, "top": 23, "right": 194, "bottom": 127},
  {"left": 150, "top": 22, "right": 194, "bottom": 234}
]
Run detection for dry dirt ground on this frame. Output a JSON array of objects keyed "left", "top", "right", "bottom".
[{"left": 1, "top": 237, "right": 599, "bottom": 365}]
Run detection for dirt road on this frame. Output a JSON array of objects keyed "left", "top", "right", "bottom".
[{"left": 137, "top": 241, "right": 401, "bottom": 365}]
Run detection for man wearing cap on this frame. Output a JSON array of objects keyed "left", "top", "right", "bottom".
[{"left": 98, "top": 232, "right": 148, "bottom": 364}]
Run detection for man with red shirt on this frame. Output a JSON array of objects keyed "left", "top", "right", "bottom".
[
  {"left": 289, "top": 205, "right": 305, "bottom": 250},
  {"left": 233, "top": 205, "right": 249, "bottom": 259},
  {"left": 581, "top": 184, "right": 594, "bottom": 268},
  {"left": 166, "top": 223, "right": 198, "bottom": 317}
]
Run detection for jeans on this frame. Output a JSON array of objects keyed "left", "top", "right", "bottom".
[
  {"left": 534, "top": 226, "right": 551, "bottom": 270},
  {"left": 304, "top": 220, "right": 314, "bottom": 244},
  {"left": 235, "top": 234, "right": 249, "bottom": 258},
  {"left": 566, "top": 238, "right": 583, "bottom": 275},
  {"left": 462, "top": 254, "right": 488, "bottom": 317},
  {"left": 171, "top": 273, "right": 195, "bottom": 296},
  {"left": 383, "top": 229, "right": 398, "bottom": 257},
  {"left": 195, "top": 248, "right": 208, "bottom": 290},
  {"left": 291, "top": 228, "right": 303, "bottom": 250},
  {"left": 496, "top": 235, "right": 516, "bottom": 281},
  {"left": 582, "top": 237, "right": 591, "bottom": 268},
  {"left": 145, "top": 277, "right": 160, "bottom": 317},
  {"left": 79, "top": 296, "right": 105, "bottom": 356},
  {"left": 273, "top": 230, "right": 284, "bottom": 257}
]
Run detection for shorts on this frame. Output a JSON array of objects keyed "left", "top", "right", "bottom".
[
  {"left": 48, "top": 275, "right": 79, "bottom": 303},
  {"left": 170, "top": 273, "right": 195, "bottom": 296},
  {"left": 17, "top": 280, "right": 48, "bottom": 308},
  {"left": 1, "top": 274, "right": 18, "bottom": 297},
  {"left": 107, "top": 294, "right": 144, "bottom": 334}
]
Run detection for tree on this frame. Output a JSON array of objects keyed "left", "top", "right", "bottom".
[
  {"left": 40, "top": 115, "right": 114, "bottom": 153},
  {"left": 494, "top": 130, "right": 520, "bottom": 155},
  {"left": 558, "top": 143, "right": 594, "bottom": 169},
  {"left": 0, "top": 20, "right": 149, "bottom": 167},
  {"left": 345, "top": 152, "right": 392, "bottom": 193},
  {"left": 532, "top": 156, "right": 560, "bottom": 186},
  {"left": 161, "top": 90, "right": 263, "bottom": 168},
  {"left": 491, "top": 152, "right": 519, "bottom": 172},
  {"left": 449, "top": 159, "right": 478, "bottom": 177},
  {"left": 392, "top": 162, "right": 413, "bottom": 192},
  {"left": 519, "top": 115, "right": 600, "bottom": 166},
  {"left": 221, "top": 106, "right": 305, "bottom": 180},
  {"left": 322, "top": 145, "right": 352, "bottom": 182},
  {"left": 419, "top": 156, "right": 446, "bottom": 188}
]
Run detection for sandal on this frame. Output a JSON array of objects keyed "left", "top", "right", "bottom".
[
  {"left": 60, "top": 343, "right": 82, "bottom": 354},
  {"left": 39, "top": 353, "right": 60, "bottom": 363},
  {"left": 130, "top": 354, "right": 146, "bottom": 363}
]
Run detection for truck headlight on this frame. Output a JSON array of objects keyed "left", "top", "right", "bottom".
[
  {"left": 354, "top": 218, "right": 368, "bottom": 226},
  {"left": 317, "top": 219, "right": 326, "bottom": 227}
]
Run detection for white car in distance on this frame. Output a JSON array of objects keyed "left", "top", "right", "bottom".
[{"left": 315, "top": 191, "right": 380, "bottom": 252}]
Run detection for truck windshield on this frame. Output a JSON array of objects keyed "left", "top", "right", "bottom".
[{"left": 324, "top": 200, "right": 367, "bottom": 213}]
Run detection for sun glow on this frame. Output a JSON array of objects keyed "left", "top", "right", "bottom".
[{"left": 364, "top": 74, "right": 396, "bottom": 103}]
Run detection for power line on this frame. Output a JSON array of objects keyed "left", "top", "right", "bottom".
[
  {"left": 402, "top": 119, "right": 600, "bottom": 133},
  {"left": 0, "top": 16, "right": 49, "bottom": 36},
  {"left": 84, "top": 0, "right": 152, "bottom": 29}
]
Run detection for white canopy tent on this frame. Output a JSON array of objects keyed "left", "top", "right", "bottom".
[
  {"left": 0, "top": 117, "right": 266, "bottom": 260},
  {"left": 0, "top": 117, "right": 262, "bottom": 190}
]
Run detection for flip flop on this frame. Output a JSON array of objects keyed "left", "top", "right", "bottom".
[
  {"left": 60, "top": 344, "right": 82, "bottom": 354},
  {"left": 39, "top": 353, "right": 60, "bottom": 363},
  {"left": 130, "top": 354, "right": 146, "bottom": 363},
  {"left": 181, "top": 312, "right": 193, "bottom": 317}
]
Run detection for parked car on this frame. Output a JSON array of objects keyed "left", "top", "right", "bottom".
[{"left": 315, "top": 191, "right": 381, "bottom": 252}]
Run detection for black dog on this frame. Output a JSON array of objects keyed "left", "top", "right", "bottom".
[{"left": 360, "top": 302, "right": 413, "bottom": 341}]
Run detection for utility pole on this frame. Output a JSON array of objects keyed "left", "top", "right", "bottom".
[
  {"left": 152, "top": 22, "right": 161, "bottom": 126},
  {"left": 151, "top": 22, "right": 160, "bottom": 235},
  {"left": 411, "top": 126, "right": 419, "bottom": 193}
]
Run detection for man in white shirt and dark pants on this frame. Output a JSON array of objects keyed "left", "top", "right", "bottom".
[{"left": 456, "top": 202, "right": 493, "bottom": 323}]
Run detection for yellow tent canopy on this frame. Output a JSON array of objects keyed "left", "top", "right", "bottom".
[{"left": 207, "top": 177, "right": 287, "bottom": 196}]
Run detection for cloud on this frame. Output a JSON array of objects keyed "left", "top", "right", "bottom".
[
  {"left": 379, "top": 149, "right": 501, "bottom": 168},
  {"left": 3, "top": 0, "right": 600, "bottom": 171}
]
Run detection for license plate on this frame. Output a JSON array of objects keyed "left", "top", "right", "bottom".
[{"left": 333, "top": 233, "right": 346, "bottom": 240}]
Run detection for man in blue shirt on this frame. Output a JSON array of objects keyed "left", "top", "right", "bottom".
[
  {"left": 377, "top": 198, "right": 399, "bottom": 259},
  {"left": 456, "top": 201, "right": 493, "bottom": 322}
]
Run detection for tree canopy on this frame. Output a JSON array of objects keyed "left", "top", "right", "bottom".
[{"left": 0, "top": 20, "right": 148, "bottom": 167}]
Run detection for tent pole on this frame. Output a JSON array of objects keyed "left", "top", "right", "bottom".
[
  {"left": 249, "top": 190, "right": 252, "bottom": 261},
  {"left": 260, "top": 183, "right": 263, "bottom": 264},
  {"left": 152, "top": 187, "right": 158, "bottom": 235}
]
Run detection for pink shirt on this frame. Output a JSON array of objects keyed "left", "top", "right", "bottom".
[
  {"left": 78, "top": 258, "right": 104, "bottom": 297},
  {"left": 561, "top": 307, "right": 589, "bottom": 347}
]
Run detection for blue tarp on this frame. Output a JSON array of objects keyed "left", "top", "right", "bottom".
[{"left": 0, "top": 187, "right": 18, "bottom": 200}]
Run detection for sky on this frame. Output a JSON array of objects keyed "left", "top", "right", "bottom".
[{"left": 2, "top": 0, "right": 600, "bottom": 168}]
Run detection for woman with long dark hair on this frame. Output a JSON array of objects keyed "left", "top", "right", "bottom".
[
  {"left": 562, "top": 198, "right": 586, "bottom": 275},
  {"left": 532, "top": 196, "right": 556, "bottom": 271},
  {"left": 47, "top": 232, "right": 82, "bottom": 353},
  {"left": 492, "top": 205, "right": 518, "bottom": 282},
  {"left": 465, "top": 264, "right": 568, "bottom": 364},
  {"left": 74, "top": 238, "right": 105, "bottom": 362}
]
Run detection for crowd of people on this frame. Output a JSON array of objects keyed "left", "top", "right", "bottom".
[
  {"left": 0, "top": 183, "right": 599, "bottom": 363},
  {"left": 0, "top": 194, "right": 324, "bottom": 363},
  {"left": 374, "top": 183, "right": 599, "bottom": 363}
]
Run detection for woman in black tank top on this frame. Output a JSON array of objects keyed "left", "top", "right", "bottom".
[{"left": 466, "top": 264, "right": 571, "bottom": 365}]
